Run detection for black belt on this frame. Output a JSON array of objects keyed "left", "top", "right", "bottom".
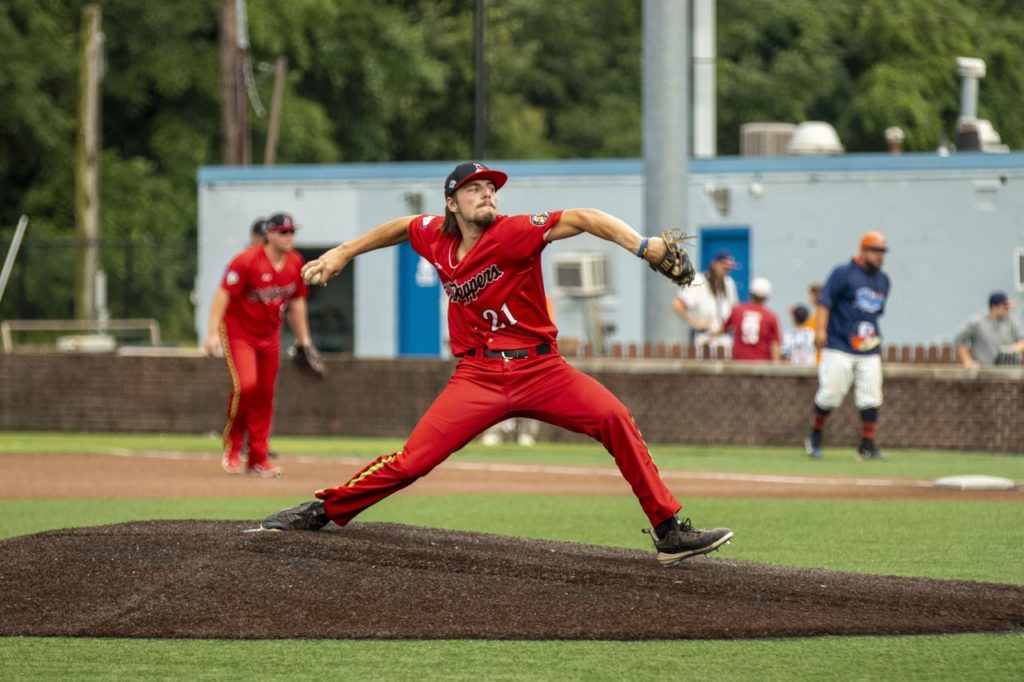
[{"left": 462, "top": 342, "right": 553, "bottom": 360}]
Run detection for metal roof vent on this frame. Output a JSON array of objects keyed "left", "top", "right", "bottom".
[
  {"left": 955, "top": 57, "right": 1009, "bottom": 153},
  {"left": 785, "top": 121, "right": 844, "bottom": 155}
]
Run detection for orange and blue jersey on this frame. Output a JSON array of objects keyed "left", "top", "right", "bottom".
[{"left": 820, "top": 257, "right": 890, "bottom": 355}]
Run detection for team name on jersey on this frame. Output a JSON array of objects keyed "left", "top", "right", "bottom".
[
  {"left": 246, "top": 283, "right": 297, "bottom": 304},
  {"left": 854, "top": 287, "right": 885, "bottom": 313},
  {"left": 444, "top": 264, "right": 503, "bottom": 304}
]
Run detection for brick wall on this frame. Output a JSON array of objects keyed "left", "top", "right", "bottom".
[{"left": 1, "top": 351, "right": 1021, "bottom": 453}]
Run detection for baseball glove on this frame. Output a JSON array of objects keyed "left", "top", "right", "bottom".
[
  {"left": 292, "top": 343, "right": 326, "bottom": 379},
  {"left": 650, "top": 229, "right": 696, "bottom": 287}
]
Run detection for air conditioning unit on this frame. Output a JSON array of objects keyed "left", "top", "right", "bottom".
[
  {"left": 740, "top": 122, "right": 796, "bottom": 157},
  {"left": 553, "top": 253, "right": 609, "bottom": 298}
]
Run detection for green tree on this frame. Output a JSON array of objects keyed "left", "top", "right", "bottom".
[
  {"left": 488, "top": 0, "right": 643, "bottom": 158},
  {"left": 717, "top": 0, "right": 1024, "bottom": 153},
  {"left": 5, "top": 0, "right": 1024, "bottom": 343},
  {"left": 0, "top": 1, "right": 218, "bottom": 340}
]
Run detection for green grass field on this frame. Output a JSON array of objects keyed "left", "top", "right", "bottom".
[{"left": 1, "top": 433, "right": 1022, "bottom": 681}]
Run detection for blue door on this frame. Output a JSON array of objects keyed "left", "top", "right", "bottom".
[
  {"left": 699, "top": 226, "right": 750, "bottom": 301},
  {"left": 397, "top": 241, "right": 441, "bottom": 356}
]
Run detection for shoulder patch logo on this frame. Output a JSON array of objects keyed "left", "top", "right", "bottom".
[
  {"left": 421, "top": 216, "right": 435, "bottom": 229},
  {"left": 529, "top": 212, "right": 551, "bottom": 227},
  {"left": 226, "top": 271, "right": 239, "bottom": 286}
]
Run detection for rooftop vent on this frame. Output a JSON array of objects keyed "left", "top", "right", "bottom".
[
  {"left": 955, "top": 56, "right": 1009, "bottom": 153},
  {"left": 785, "top": 121, "right": 844, "bottom": 155}
]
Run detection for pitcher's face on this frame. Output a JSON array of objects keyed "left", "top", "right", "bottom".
[{"left": 447, "top": 180, "right": 498, "bottom": 228}]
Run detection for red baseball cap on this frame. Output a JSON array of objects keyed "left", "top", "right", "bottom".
[
  {"left": 444, "top": 162, "right": 508, "bottom": 198},
  {"left": 266, "top": 213, "right": 299, "bottom": 232}
]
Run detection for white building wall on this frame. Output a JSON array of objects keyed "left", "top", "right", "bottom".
[{"left": 197, "top": 155, "right": 1024, "bottom": 355}]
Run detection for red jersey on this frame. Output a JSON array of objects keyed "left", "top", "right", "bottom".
[
  {"left": 722, "top": 302, "right": 780, "bottom": 361},
  {"left": 408, "top": 211, "right": 563, "bottom": 356},
  {"left": 219, "top": 245, "right": 308, "bottom": 338}
]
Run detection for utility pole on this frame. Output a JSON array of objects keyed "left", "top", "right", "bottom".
[
  {"left": 75, "top": 5, "right": 103, "bottom": 321},
  {"left": 220, "top": 0, "right": 249, "bottom": 164}
]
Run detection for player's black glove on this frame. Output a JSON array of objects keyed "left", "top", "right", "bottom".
[{"left": 292, "top": 343, "right": 326, "bottom": 379}]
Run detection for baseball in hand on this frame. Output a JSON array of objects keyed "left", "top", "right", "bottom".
[{"left": 307, "top": 271, "right": 321, "bottom": 285}]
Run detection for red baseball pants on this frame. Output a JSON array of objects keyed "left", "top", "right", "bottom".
[
  {"left": 220, "top": 324, "right": 279, "bottom": 468},
  {"left": 315, "top": 353, "right": 682, "bottom": 526}
]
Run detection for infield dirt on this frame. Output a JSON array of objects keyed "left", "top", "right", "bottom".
[{"left": 2, "top": 452, "right": 1022, "bottom": 640}]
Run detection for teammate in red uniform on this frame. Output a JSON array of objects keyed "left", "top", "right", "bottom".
[
  {"left": 259, "top": 163, "right": 732, "bottom": 566},
  {"left": 202, "top": 212, "right": 313, "bottom": 477},
  {"left": 720, "top": 277, "right": 781, "bottom": 361}
]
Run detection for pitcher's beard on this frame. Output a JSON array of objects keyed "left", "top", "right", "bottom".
[{"left": 472, "top": 210, "right": 496, "bottom": 228}]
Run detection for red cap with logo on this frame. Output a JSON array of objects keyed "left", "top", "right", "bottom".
[{"left": 444, "top": 162, "right": 508, "bottom": 198}]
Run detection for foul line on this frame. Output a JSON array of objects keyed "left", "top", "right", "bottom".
[{"left": 102, "top": 448, "right": 936, "bottom": 489}]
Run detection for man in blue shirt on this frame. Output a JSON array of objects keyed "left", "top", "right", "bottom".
[{"left": 805, "top": 232, "right": 892, "bottom": 460}]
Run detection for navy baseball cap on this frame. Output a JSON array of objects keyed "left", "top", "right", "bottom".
[
  {"left": 711, "top": 248, "right": 741, "bottom": 269},
  {"left": 266, "top": 213, "right": 299, "bottom": 232},
  {"left": 989, "top": 290, "right": 1010, "bottom": 307},
  {"left": 444, "top": 162, "right": 508, "bottom": 198}
]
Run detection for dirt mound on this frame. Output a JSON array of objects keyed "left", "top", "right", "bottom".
[{"left": 1, "top": 521, "right": 1022, "bottom": 640}]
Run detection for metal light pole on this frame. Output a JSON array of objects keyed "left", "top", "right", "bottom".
[{"left": 642, "top": 0, "right": 690, "bottom": 344}]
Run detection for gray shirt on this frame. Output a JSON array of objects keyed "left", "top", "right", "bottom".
[{"left": 954, "top": 312, "right": 1024, "bottom": 365}]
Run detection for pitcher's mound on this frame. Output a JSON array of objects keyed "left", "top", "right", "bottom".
[{"left": 1, "top": 520, "right": 1022, "bottom": 640}]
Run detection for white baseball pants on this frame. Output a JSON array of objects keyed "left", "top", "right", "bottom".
[{"left": 814, "top": 348, "right": 883, "bottom": 410}]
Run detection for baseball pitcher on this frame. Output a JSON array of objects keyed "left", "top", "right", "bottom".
[{"left": 258, "top": 162, "right": 732, "bottom": 566}]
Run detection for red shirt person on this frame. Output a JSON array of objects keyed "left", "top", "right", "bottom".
[
  {"left": 202, "top": 213, "right": 313, "bottom": 477},
  {"left": 721, "top": 277, "right": 781, "bottom": 361},
  {"left": 256, "top": 162, "right": 733, "bottom": 567}
]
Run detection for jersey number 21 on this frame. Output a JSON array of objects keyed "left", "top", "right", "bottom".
[{"left": 483, "top": 303, "right": 518, "bottom": 331}]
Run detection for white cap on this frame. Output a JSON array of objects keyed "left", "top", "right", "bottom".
[{"left": 750, "top": 277, "right": 772, "bottom": 299}]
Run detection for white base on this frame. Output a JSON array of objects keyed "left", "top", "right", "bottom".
[{"left": 933, "top": 475, "right": 1017, "bottom": 491}]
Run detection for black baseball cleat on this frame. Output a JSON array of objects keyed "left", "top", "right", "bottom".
[
  {"left": 856, "top": 441, "right": 887, "bottom": 461},
  {"left": 644, "top": 516, "right": 733, "bottom": 567},
  {"left": 260, "top": 500, "right": 330, "bottom": 531},
  {"left": 805, "top": 430, "right": 823, "bottom": 459}
]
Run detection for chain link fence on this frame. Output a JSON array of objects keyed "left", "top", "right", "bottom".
[{"left": 0, "top": 236, "right": 197, "bottom": 344}]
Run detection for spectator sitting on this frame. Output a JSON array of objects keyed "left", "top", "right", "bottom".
[
  {"left": 782, "top": 304, "right": 816, "bottom": 365},
  {"left": 954, "top": 290, "right": 1024, "bottom": 368},
  {"left": 719, "top": 276, "right": 780, "bottom": 361},
  {"left": 672, "top": 249, "right": 739, "bottom": 356},
  {"left": 804, "top": 282, "right": 822, "bottom": 331},
  {"left": 805, "top": 282, "right": 823, "bottom": 363}
]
